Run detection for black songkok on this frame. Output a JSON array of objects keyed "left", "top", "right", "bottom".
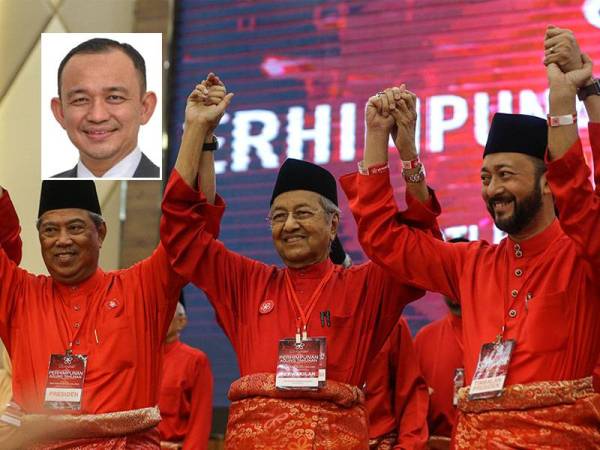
[
  {"left": 483, "top": 113, "right": 548, "bottom": 160},
  {"left": 270, "top": 158, "right": 343, "bottom": 264},
  {"left": 270, "top": 158, "right": 338, "bottom": 206},
  {"left": 38, "top": 180, "right": 101, "bottom": 218}
]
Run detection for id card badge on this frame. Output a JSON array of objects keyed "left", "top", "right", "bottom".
[
  {"left": 276, "top": 338, "right": 322, "bottom": 390},
  {"left": 468, "top": 339, "right": 515, "bottom": 400},
  {"left": 315, "top": 336, "right": 327, "bottom": 388},
  {"left": 44, "top": 352, "right": 88, "bottom": 410}
]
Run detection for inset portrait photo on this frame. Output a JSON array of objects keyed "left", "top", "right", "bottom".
[{"left": 41, "top": 33, "right": 163, "bottom": 180}]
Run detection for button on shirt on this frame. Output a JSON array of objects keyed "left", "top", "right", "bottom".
[
  {"left": 341, "top": 125, "right": 600, "bottom": 386},
  {"left": 0, "top": 191, "right": 223, "bottom": 414}
]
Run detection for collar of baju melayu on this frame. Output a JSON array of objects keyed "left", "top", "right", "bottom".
[
  {"left": 506, "top": 219, "right": 562, "bottom": 258},
  {"left": 53, "top": 268, "right": 105, "bottom": 303},
  {"left": 286, "top": 258, "right": 334, "bottom": 281}
]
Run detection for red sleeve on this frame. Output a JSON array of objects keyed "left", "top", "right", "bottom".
[
  {"left": 183, "top": 351, "right": 213, "bottom": 450},
  {"left": 392, "top": 318, "right": 429, "bottom": 450},
  {"left": 339, "top": 171, "right": 467, "bottom": 302},
  {"left": 589, "top": 123, "right": 600, "bottom": 190},
  {"left": 545, "top": 133, "right": 600, "bottom": 272},
  {"left": 0, "top": 191, "right": 22, "bottom": 265},
  {"left": 160, "top": 170, "right": 273, "bottom": 342}
]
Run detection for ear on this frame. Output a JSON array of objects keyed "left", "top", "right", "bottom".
[
  {"left": 51, "top": 97, "right": 66, "bottom": 129},
  {"left": 177, "top": 316, "right": 188, "bottom": 333},
  {"left": 330, "top": 213, "right": 339, "bottom": 240},
  {"left": 139, "top": 91, "right": 157, "bottom": 125},
  {"left": 540, "top": 172, "right": 553, "bottom": 196},
  {"left": 97, "top": 222, "right": 107, "bottom": 247}
]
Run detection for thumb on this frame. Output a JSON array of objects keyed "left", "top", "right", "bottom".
[
  {"left": 546, "top": 62, "right": 562, "bottom": 80},
  {"left": 215, "top": 92, "right": 234, "bottom": 114}
]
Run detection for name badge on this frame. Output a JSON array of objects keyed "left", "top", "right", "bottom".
[
  {"left": 276, "top": 337, "right": 326, "bottom": 390},
  {"left": 468, "top": 339, "right": 515, "bottom": 400},
  {"left": 44, "top": 352, "right": 88, "bottom": 410}
]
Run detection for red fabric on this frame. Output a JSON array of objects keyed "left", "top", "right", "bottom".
[
  {"left": 340, "top": 126, "right": 600, "bottom": 387},
  {"left": 414, "top": 313, "right": 463, "bottom": 437},
  {"left": 454, "top": 377, "right": 600, "bottom": 449},
  {"left": 27, "top": 428, "right": 160, "bottom": 449},
  {"left": 157, "top": 339, "right": 213, "bottom": 450},
  {"left": 0, "top": 190, "right": 221, "bottom": 421},
  {"left": 365, "top": 317, "right": 429, "bottom": 450},
  {"left": 0, "top": 191, "right": 22, "bottom": 264},
  {"left": 160, "top": 170, "right": 439, "bottom": 389},
  {"left": 225, "top": 373, "right": 368, "bottom": 450}
]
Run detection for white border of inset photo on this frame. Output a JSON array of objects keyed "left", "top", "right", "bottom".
[{"left": 41, "top": 33, "right": 163, "bottom": 180}]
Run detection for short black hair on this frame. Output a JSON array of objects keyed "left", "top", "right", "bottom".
[{"left": 57, "top": 38, "right": 147, "bottom": 97}]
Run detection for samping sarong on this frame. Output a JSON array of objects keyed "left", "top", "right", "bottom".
[
  {"left": 453, "top": 377, "right": 600, "bottom": 449},
  {"left": 0, "top": 404, "right": 161, "bottom": 449},
  {"left": 225, "top": 372, "right": 368, "bottom": 449}
]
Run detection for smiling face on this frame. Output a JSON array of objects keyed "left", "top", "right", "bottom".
[
  {"left": 480, "top": 152, "right": 549, "bottom": 237},
  {"left": 38, "top": 208, "right": 106, "bottom": 285},
  {"left": 270, "top": 190, "right": 338, "bottom": 268},
  {"left": 50, "top": 49, "right": 156, "bottom": 175}
]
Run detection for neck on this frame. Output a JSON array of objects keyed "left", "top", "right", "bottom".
[
  {"left": 165, "top": 334, "right": 178, "bottom": 344},
  {"left": 508, "top": 207, "right": 555, "bottom": 243},
  {"left": 285, "top": 253, "right": 329, "bottom": 269},
  {"left": 81, "top": 145, "right": 136, "bottom": 177}
]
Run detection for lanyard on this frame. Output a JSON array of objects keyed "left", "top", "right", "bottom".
[
  {"left": 55, "top": 281, "right": 108, "bottom": 353},
  {"left": 284, "top": 265, "right": 335, "bottom": 344}
]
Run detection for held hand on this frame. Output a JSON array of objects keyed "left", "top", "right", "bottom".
[
  {"left": 365, "top": 93, "right": 395, "bottom": 134},
  {"left": 547, "top": 54, "right": 593, "bottom": 96},
  {"left": 390, "top": 88, "right": 418, "bottom": 158},
  {"left": 185, "top": 73, "right": 234, "bottom": 130},
  {"left": 544, "top": 25, "right": 582, "bottom": 73}
]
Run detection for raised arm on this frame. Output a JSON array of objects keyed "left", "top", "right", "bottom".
[
  {"left": 544, "top": 28, "right": 600, "bottom": 270},
  {"left": 175, "top": 75, "right": 233, "bottom": 189},
  {"left": 0, "top": 187, "right": 23, "bottom": 265}
]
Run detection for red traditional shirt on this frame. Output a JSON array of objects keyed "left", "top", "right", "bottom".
[
  {"left": 158, "top": 339, "right": 213, "bottom": 450},
  {"left": 0, "top": 191, "right": 22, "bottom": 264},
  {"left": 340, "top": 127, "right": 600, "bottom": 386},
  {"left": 365, "top": 317, "right": 429, "bottom": 450},
  {"left": 160, "top": 171, "right": 440, "bottom": 387},
  {"left": 0, "top": 191, "right": 221, "bottom": 416},
  {"left": 414, "top": 312, "right": 463, "bottom": 437}
]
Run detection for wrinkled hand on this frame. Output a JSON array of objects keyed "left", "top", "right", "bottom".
[
  {"left": 547, "top": 53, "right": 593, "bottom": 95},
  {"left": 389, "top": 86, "right": 418, "bottom": 156},
  {"left": 544, "top": 25, "right": 582, "bottom": 73},
  {"left": 365, "top": 90, "right": 396, "bottom": 134},
  {"left": 185, "top": 72, "right": 233, "bottom": 130}
]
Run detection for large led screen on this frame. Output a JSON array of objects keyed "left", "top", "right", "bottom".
[{"left": 168, "top": 0, "right": 600, "bottom": 409}]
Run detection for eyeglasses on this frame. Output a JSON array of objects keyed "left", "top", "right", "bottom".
[{"left": 266, "top": 208, "right": 322, "bottom": 227}]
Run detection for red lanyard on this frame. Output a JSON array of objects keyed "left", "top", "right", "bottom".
[{"left": 284, "top": 265, "right": 335, "bottom": 343}]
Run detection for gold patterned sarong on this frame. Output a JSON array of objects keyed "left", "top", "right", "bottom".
[
  {"left": 225, "top": 373, "right": 369, "bottom": 449},
  {"left": 453, "top": 377, "right": 600, "bottom": 449},
  {"left": 0, "top": 405, "right": 161, "bottom": 449},
  {"left": 368, "top": 431, "right": 396, "bottom": 449}
]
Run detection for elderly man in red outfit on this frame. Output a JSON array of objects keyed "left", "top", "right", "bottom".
[
  {"left": 0, "top": 177, "right": 223, "bottom": 448},
  {"left": 365, "top": 317, "right": 429, "bottom": 450},
  {"left": 158, "top": 299, "right": 213, "bottom": 450},
  {"left": 341, "top": 27, "right": 600, "bottom": 448},
  {"left": 159, "top": 71, "right": 444, "bottom": 448}
]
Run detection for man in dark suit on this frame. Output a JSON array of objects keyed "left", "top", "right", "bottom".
[{"left": 50, "top": 38, "right": 160, "bottom": 179}]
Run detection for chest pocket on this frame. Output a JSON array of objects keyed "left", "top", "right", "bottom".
[
  {"left": 522, "top": 291, "right": 570, "bottom": 353},
  {"left": 92, "top": 300, "right": 135, "bottom": 372},
  {"left": 325, "top": 312, "right": 354, "bottom": 377}
]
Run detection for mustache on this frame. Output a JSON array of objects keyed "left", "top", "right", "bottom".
[{"left": 487, "top": 194, "right": 515, "bottom": 210}]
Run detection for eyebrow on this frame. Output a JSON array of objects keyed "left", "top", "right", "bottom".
[
  {"left": 40, "top": 218, "right": 87, "bottom": 227},
  {"left": 271, "top": 203, "right": 315, "bottom": 211},
  {"left": 481, "top": 164, "right": 516, "bottom": 173},
  {"left": 65, "top": 86, "right": 130, "bottom": 98}
]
